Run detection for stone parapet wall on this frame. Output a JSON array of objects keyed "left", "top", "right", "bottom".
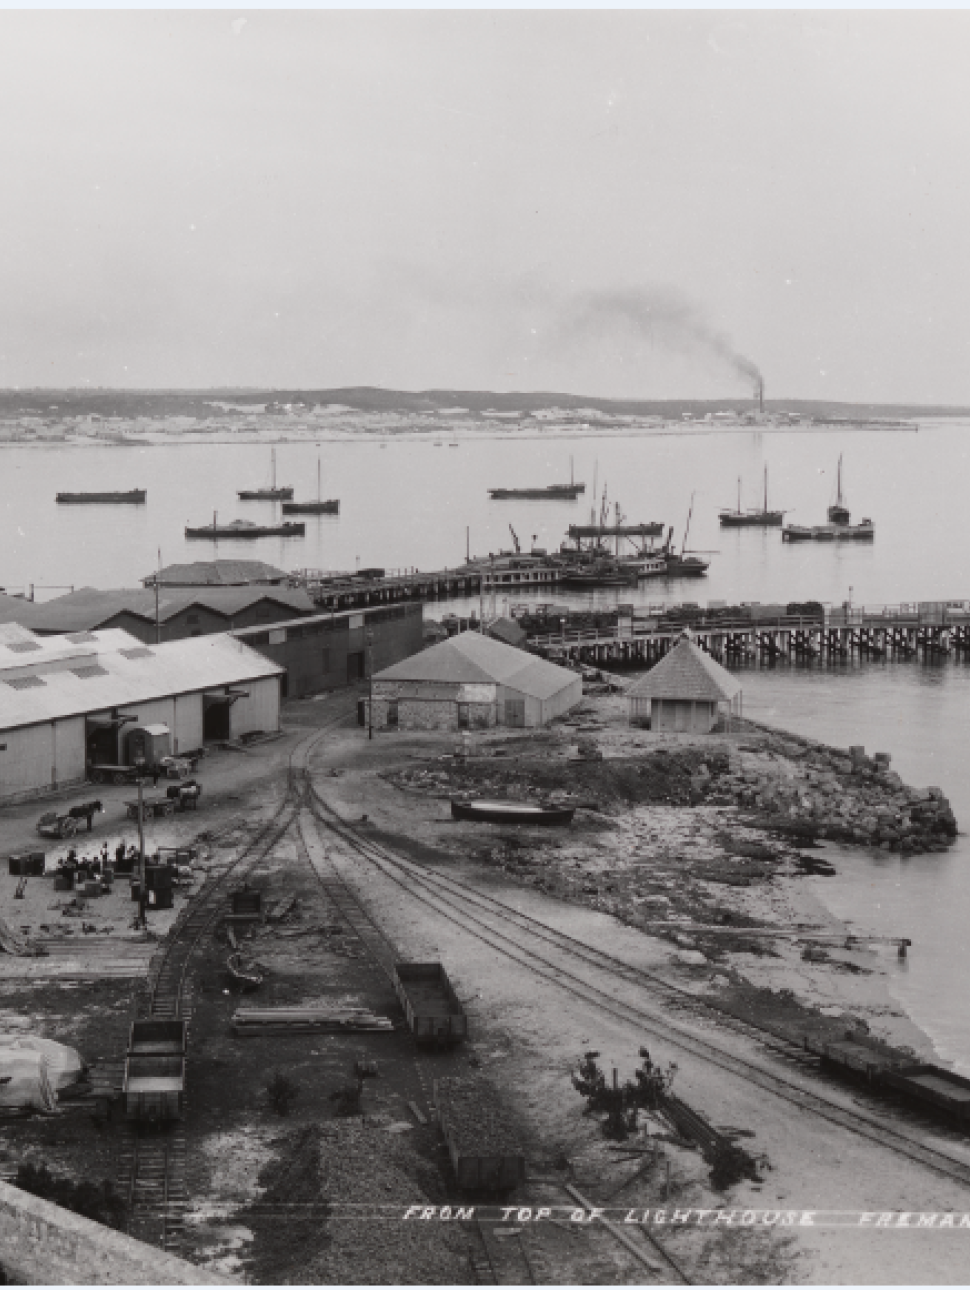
[{"left": 0, "top": 1180, "right": 233, "bottom": 1285}]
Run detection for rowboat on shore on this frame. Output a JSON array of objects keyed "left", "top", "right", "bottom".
[{"left": 450, "top": 799, "right": 576, "bottom": 826}]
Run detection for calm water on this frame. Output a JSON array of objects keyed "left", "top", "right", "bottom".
[{"left": 2, "top": 424, "right": 970, "bottom": 1067}]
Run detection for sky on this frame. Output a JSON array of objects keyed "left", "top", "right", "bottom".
[{"left": 1, "top": 11, "right": 969, "bottom": 403}]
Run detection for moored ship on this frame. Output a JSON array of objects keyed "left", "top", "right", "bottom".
[
  {"left": 56, "top": 489, "right": 146, "bottom": 504},
  {"left": 719, "top": 468, "right": 785, "bottom": 527},
  {"left": 281, "top": 458, "right": 339, "bottom": 514},
  {"left": 489, "top": 483, "right": 585, "bottom": 500},
  {"left": 185, "top": 515, "right": 305, "bottom": 539},
  {"left": 238, "top": 448, "right": 294, "bottom": 501},
  {"left": 782, "top": 456, "right": 874, "bottom": 542}
]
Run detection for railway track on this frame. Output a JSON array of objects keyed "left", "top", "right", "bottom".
[
  {"left": 302, "top": 774, "right": 970, "bottom": 1193},
  {"left": 121, "top": 701, "right": 356, "bottom": 1250}
]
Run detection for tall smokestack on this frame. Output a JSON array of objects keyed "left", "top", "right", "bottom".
[{"left": 758, "top": 378, "right": 764, "bottom": 414}]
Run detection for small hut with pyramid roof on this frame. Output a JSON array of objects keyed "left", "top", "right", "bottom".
[{"left": 626, "top": 631, "right": 742, "bottom": 733}]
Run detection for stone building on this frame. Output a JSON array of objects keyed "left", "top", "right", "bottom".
[
  {"left": 369, "top": 630, "right": 581, "bottom": 731},
  {"left": 626, "top": 632, "right": 742, "bottom": 733}
]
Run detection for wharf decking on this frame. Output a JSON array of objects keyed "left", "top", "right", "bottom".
[
  {"left": 288, "top": 561, "right": 563, "bottom": 610},
  {"left": 527, "top": 602, "right": 970, "bottom": 667}
]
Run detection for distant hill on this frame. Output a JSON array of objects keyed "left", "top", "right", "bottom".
[{"left": 0, "top": 386, "right": 966, "bottom": 420}]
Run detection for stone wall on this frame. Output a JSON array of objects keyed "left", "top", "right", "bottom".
[
  {"left": 706, "top": 724, "right": 957, "bottom": 855},
  {"left": 0, "top": 1180, "right": 232, "bottom": 1285}
]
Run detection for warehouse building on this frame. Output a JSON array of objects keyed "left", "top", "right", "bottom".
[
  {"left": 7, "top": 585, "right": 315, "bottom": 644},
  {"left": 626, "top": 632, "right": 742, "bottom": 733},
  {"left": 141, "top": 559, "right": 289, "bottom": 588},
  {"left": 368, "top": 629, "right": 581, "bottom": 730},
  {"left": 0, "top": 624, "right": 284, "bottom": 804},
  {"left": 233, "top": 602, "right": 423, "bottom": 699}
]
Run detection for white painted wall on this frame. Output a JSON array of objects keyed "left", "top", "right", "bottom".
[{"left": 229, "top": 677, "right": 280, "bottom": 736}]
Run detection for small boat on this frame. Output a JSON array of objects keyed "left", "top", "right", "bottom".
[
  {"left": 56, "top": 489, "right": 146, "bottom": 504},
  {"left": 451, "top": 799, "right": 576, "bottom": 826},
  {"left": 281, "top": 457, "right": 339, "bottom": 515},
  {"left": 719, "top": 468, "right": 785, "bottom": 527},
  {"left": 227, "top": 952, "right": 263, "bottom": 991},
  {"left": 238, "top": 447, "right": 294, "bottom": 500},
  {"left": 185, "top": 514, "right": 305, "bottom": 539}
]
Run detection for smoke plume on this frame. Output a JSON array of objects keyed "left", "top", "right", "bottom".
[{"left": 552, "top": 286, "right": 762, "bottom": 394}]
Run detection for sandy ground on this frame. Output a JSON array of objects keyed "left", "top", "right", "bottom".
[{"left": 302, "top": 710, "right": 970, "bottom": 1285}]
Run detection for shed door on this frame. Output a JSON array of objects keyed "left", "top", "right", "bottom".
[
  {"left": 346, "top": 651, "right": 365, "bottom": 682},
  {"left": 674, "top": 701, "right": 691, "bottom": 733},
  {"left": 505, "top": 699, "right": 525, "bottom": 728},
  {"left": 457, "top": 703, "right": 470, "bottom": 729},
  {"left": 387, "top": 699, "right": 399, "bottom": 728}
]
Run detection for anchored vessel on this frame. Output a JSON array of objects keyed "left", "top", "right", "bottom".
[
  {"left": 719, "top": 468, "right": 785, "bottom": 527},
  {"left": 281, "top": 458, "right": 339, "bottom": 515},
  {"left": 489, "top": 456, "right": 585, "bottom": 499},
  {"left": 238, "top": 447, "right": 294, "bottom": 501},
  {"left": 783, "top": 456, "right": 874, "bottom": 542},
  {"left": 185, "top": 514, "right": 305, "bottom": 539},
  {"left": 56, "top": 489, "right": 146, "bottom": 504}
]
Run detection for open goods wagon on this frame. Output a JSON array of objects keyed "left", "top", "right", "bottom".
[
  {"left": 880, "top": 1065, "right": 970, "bottom": 1126},
  {"left": 435, "top": 1077, "right": 525, "bottom": 1194},
  {"left": 393, "top": 963, "right": 467, "bottom": 1046},
  {"left": 123, "top": 1020, "right": 186, "bottom": 1121}
]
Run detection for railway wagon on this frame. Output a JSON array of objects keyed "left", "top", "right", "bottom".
[
  {"left": 123, "top": 1020, "right": 186, "bottom": 1121},
  {"left": 393, "top": 963, "right": 467, "bottom": 1046},
  {"left": 435, "top": 1077, "right": 525, "bottom": 1193},
  {"left": 880, "top": 1065, "right": 970, "bottom": 1125}
]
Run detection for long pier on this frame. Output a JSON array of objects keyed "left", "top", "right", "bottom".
[
  {"left": 528, "top": 603, "right": 970, "bottom": 668},
  {"left": 288, "top": 560, "right": 563, "bottom": 610}
]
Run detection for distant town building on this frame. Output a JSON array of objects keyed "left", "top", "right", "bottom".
[
  {"left": 626, "top": 632, "right": 742, "bottom": 733},
  {"left": 369, "top": 630, "right": 581, "bottom": 731}
]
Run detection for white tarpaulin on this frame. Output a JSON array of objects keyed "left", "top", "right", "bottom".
[
  {"left": 0, "top": 1036, "right": 84, "bottom": 1091},
  {"left": 0, "top": 1045, "right": 58, "bottom": 1113}
]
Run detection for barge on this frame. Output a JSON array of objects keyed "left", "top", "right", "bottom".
[{"left": 56, "top": 489, "right": 146, "bottom": 504}]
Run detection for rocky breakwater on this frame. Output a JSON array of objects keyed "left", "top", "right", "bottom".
[{"left": 706, "top": 729, "right": 958, "bottom": 856}]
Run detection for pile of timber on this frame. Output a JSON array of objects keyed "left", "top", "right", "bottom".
[{"left": 232, "top": 1006, "right": 394, "bottom": 1036}]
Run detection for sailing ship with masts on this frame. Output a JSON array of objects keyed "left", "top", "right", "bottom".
[
  {"left": 782, "top": 455, "right": 874, "bottom": 542},
  {"left": 282, "top": 458, "right": 340, "bottom": 515},
  {"left": 238, "top": 448, "right": 294, "bottom": 501},
  {"left": 488, "top": 456, "right": 586, "bottom": 500},
  {"left": 719, "top": 467, "right": 785, "bottom": 527}
]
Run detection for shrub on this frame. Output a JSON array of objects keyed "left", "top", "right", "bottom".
[{"left": 265, "top": 1068, "right": 301, "bottom": 1116}]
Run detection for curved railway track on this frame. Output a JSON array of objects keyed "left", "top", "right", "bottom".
[
  {"left": 301, "top": 772, "right": 970, "bottom": 1194},
  {"left": 123, "top": 702, "right": 356, "bottom": 1250},
  {"left": 298, "top": 763, "right": 693, "bottom": 1285}
]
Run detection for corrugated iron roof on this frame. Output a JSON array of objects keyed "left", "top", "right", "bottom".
[
  {"left": 374, "top": 629, "right": 578, "bottom": 699},
  {"left": 0, "top": 630, "right": 283, "bottom": 731},
  {"left": 0, "top": 596, "right": 48, "bottom": 629},
  {"left": 486, "top": 616, "right": 527, "bottom": 648},
  {"left": 142, "top": 560, "right": 288, "bottom": 587},
  {"left": 23, "top": 586, "right": 313, "bottom": 632},
  {"left": 625, "top": 635, "right": 741, "bottom": 703}
]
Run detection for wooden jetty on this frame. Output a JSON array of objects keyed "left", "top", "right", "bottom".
[
  {"left": 286, "top": 559, "right": 564, "bottom": 611},
  {"left": 528, "top": 601, "right": 970, "bottom": 669}
]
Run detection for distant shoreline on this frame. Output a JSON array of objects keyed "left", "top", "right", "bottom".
[{"left": 0, "top": 420, "right": 940, "bottom": 450}]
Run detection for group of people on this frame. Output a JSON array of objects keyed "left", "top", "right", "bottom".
[{"left": 55, "top": 840, "right": 141, "bottom": 883}]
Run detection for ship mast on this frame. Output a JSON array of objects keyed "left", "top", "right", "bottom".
[
  {"left": 764, "top": 465, "right": 768, "bottom": 513},
  {"left": 271, "top": 448, "right": 276, "bottom": 491},
  {"left": 317, "top": 456, "right": 322, "bottom": 504}
]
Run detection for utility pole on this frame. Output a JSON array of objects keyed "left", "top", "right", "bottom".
[
  {"left": 154, "top": 548, "right": 161, "bottom": 645},
  {"left": 366, "top": 627, "right": 374, "bottom": 740}
]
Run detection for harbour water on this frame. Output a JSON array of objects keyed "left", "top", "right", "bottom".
[{"left": 2, "top": 422, "right": 970, "bottom": 1070}]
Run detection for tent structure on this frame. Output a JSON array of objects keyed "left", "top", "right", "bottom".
[{"left": 626, "top": 632, "right": 742, "bottom": 733}]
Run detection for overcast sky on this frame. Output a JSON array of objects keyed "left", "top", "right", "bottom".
[{"left": 1, "top": 11, "right": 969, "bottom": 402}]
